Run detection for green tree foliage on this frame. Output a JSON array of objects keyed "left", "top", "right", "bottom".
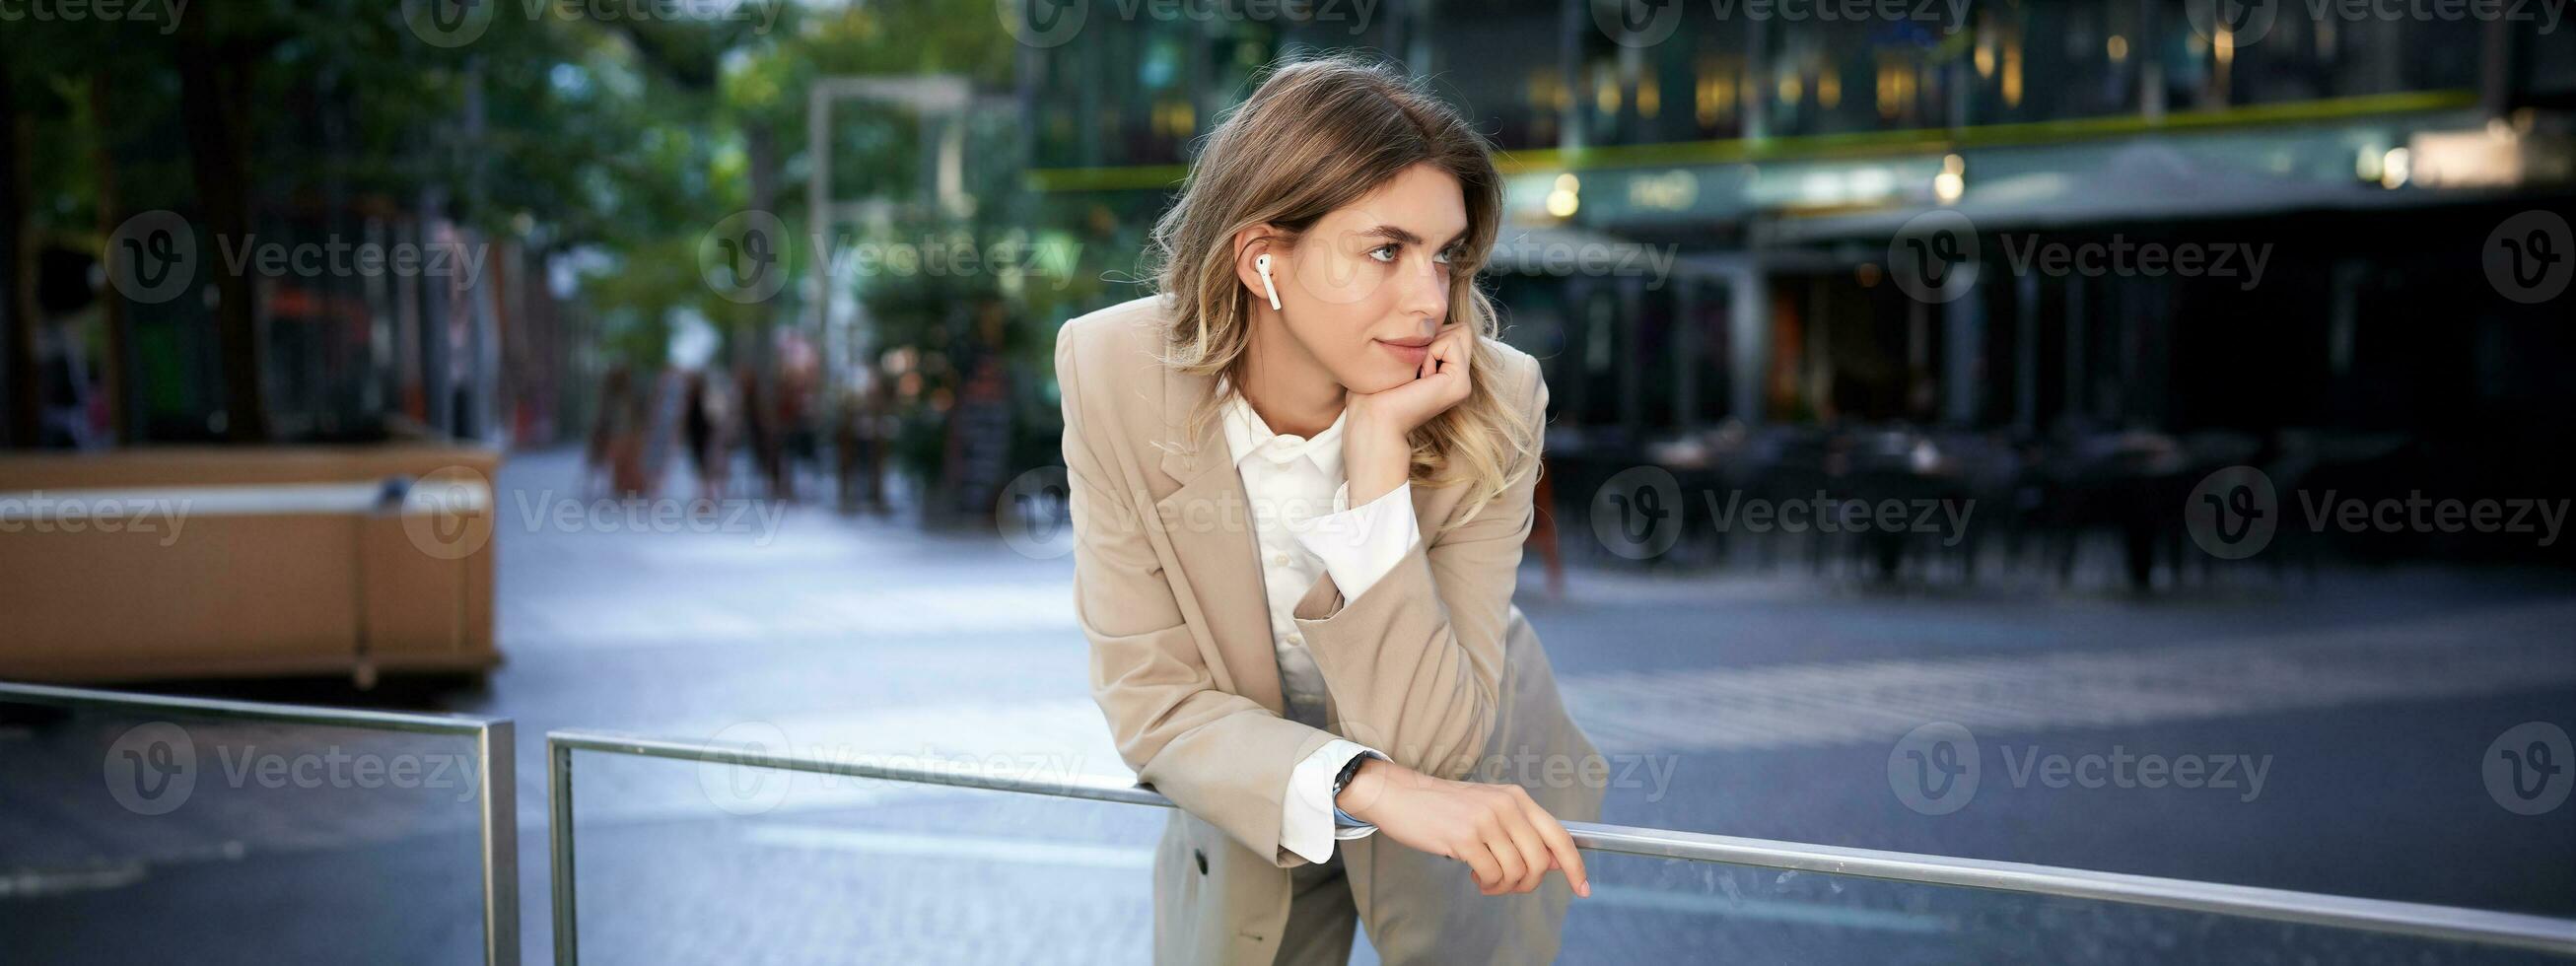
[{"left": 2, "top": 0, "right": 1023, "bottom": 440}]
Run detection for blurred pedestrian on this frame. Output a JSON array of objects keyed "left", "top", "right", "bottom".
[
  {"left": 681, "top": 370, "right": 728, "bottom": 503},
  {"left": 35, "top": 247, "right": 105, "bottom": 449},
  {"left": 737, "top": 362, "right": 790, "bottom": 501},
  {"left": 943, "top": 299, "right": 1015, "bottom": 525},
  {"left": 779, "top": 350, "right": 817, "bottom": 499},
  {"left": 836, "top": 364, "right": 892, "bottom": 516},
  {"left": 585, "top": 366, "right": 632, "bottom": 498}
]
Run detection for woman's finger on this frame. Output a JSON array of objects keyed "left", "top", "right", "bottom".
[
  {"left": 1482, "top": 827, "right": 1529, "bottom": 895},
  {"left": 1454, "top": 841, "right": 1502, "bottom": 893},
  {"left": 1499, "top": 809, "right": 1553, "bottom": 893},
  {"left": 1431, "top": 324, "right": 1473, "bottom": 378},
  {"left": 1522, "top": 797, "right": 1591, "bottom": 898}
]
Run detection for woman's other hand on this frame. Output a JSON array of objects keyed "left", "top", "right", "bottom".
[
  {"left": 1335, "top": 755, "right": 1590, "bottom": 898},
  {"left": 1341, "top": 322, "right": 1475, "bottom": 506}
]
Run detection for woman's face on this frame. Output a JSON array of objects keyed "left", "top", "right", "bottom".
[{"left": 1265, "top": 163, "right": 1469, "bottom": 394}]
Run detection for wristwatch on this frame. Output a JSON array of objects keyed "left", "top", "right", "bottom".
[{"left": 1331, "top": 750, "right": 1384, "bottom": 826}]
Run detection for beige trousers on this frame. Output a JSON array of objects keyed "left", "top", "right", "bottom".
[
  {"left": 1272, "top": 848, "right": 1360, "bottom": 966},
  {"left": 1272, "top": 685, "right": 1363, "bottom": 965}
]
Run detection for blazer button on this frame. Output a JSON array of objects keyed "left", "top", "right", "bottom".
[{"left": 1193, "top": 848, "right": 1209, "bottom": 875}]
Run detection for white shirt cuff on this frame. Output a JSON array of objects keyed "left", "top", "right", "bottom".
[
  {"left": 1295, "top": 481, "right": 1419, "bottom": 601},
  {"left": 1281, "top": 738, "right": 1383, "bottom": 863}
]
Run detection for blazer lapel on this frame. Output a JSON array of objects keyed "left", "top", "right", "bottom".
[{"left": 1151, "top": 362, "right": 1288, "bottom": 718}]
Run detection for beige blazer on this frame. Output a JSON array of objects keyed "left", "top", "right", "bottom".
[{"left": 1055, "top": 295, "right": 1607, "bottom": 964}]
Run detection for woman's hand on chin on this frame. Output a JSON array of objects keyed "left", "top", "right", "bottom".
[
  {"left": 1334, "top": 756, "right": 1591, "bottom": 898},
  {"left": 1342, "top": 322, "right": 1474, "bottom": 506}
]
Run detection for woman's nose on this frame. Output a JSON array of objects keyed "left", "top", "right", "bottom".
[{"left": 1397, "top": 255, "right": 1446, "bottom": 319}]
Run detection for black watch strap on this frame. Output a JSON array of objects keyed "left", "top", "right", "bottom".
[{"left": 1331, "top": 749, "right": 1374, "bottom": 796}]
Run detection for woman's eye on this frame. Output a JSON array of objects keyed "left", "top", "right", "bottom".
[
  {"left": 1434, "top": 247, "right": 1457, "bottom": 265},
  {"left": 1369, "top": 243, "right": 1400, "bottom": 263}
]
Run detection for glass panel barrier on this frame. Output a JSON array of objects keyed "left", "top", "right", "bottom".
[
  {"left": 1566, "top": 851, "right": 2562, "bottom": 965},
  {"left": 547, "top": 729, "right": 2576, "bottom": 965},
  {"left": 550, "top": 737, "right": 1157, "bottom": 963},
  {"left": 0, "top": 683, "right": 517, "bottom": 965}
]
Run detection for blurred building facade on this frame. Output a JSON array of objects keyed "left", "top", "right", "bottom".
[{"left": 1020, "top": 0, "right": 2576, "bottom": 567}]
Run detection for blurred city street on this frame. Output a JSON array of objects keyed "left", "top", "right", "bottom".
[
  {"left": 5, "top": 1, "right": 2574, "bottom": 962},
  {"left": 468, "top": 446, "right": 2572, "bottom": 962},
  {"left": 6, "top": 448, "right": 2572, "bottom": 963}
]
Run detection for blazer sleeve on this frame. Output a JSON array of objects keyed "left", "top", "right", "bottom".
[
  {"left": 1289, "top": 356, "right": 1547, "bottom": 782},
  {"left": 1057, "top": 327, "right": 1342, "bottom": 868}
]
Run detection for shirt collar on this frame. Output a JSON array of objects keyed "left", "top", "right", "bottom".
[{"left": 1215, "top": 374, "right": 1347, "bottom": 479}]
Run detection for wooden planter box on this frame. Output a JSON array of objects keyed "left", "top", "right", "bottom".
[{"left": 0, "top": 446, "right": 501, "bottom": 685}]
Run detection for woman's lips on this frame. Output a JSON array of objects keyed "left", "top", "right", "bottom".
[{"left": 1377, "top": 338, "right": 1430, "bottom": 368}]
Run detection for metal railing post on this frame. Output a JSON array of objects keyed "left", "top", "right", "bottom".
[
  {"left": 548, "top": 735, "right": 579, "bottom": 966},
  {"left": 479, "top": 720, "right": 519, "bottom": 966}
]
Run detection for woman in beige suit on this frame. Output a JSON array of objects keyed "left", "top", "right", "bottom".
[{"left": 1055, "top": 54, "right": 1607, "bottom": 965}]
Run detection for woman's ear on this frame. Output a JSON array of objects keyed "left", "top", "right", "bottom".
[{"left": 1231, "top": 224, "right": 1281, "bottom": 312}]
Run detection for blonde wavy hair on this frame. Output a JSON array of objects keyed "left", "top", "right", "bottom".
[{"left": 1143, "top": 53, "right": 1539, "bottom": 531}]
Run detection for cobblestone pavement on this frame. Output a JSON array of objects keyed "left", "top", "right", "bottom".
[{"left": 3, "top": 448, "right": 2569, "bottom": 964}]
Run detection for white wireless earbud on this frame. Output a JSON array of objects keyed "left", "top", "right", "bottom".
[{"left": 1254, "top": 252, "right": 1283, "bottom": 310}]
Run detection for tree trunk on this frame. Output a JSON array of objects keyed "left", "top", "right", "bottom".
[
  {"left": 0, "top": 69, "right": 37, "bottom": 448},
  {"left": 740, "top": 117, "right": 780, "bottom": 374},
  {"left": 89, "top": 72, "right": 129, "bottom": 445},
  {"left": 176, "top": 10, "right": 268, "bottom": 443}
]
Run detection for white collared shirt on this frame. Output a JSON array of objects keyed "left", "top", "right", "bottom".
[{"left": 1216, "top": 377, "right": 1422, "bottom": 863}]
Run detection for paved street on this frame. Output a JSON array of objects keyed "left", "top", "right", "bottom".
[{"left": 3, "top": 447, "right": 2570, "bottom": 964}]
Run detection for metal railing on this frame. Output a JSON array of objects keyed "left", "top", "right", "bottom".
[
  {"left": 0, "top": 682, "right": 520, "bottom": 966},
  {"left": 546, "top": 727, "right": 2576, "bottom": 962}
]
